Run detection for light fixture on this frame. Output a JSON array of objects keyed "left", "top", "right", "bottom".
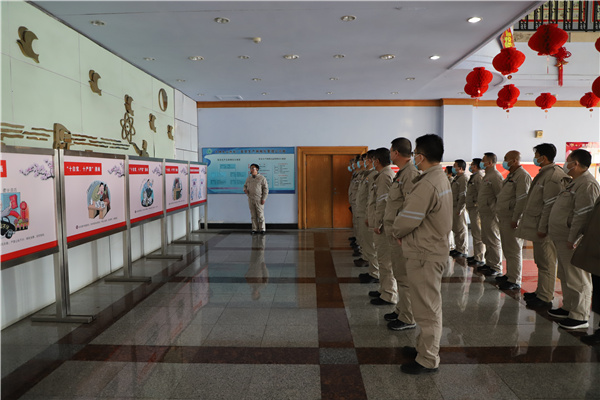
[
  {"left": 333, "top": 54, "right": 345, "bottom": 59},
  {"left": 458, "top": 91, "right": 465, "bottom": 95},
  {"left": 329, "top": 77, "right": 339, "bottom": 81},
  {"left": 467, "top": 16, "right": 482, "bottom": 23},
  {"left": 214, "top": 17, "right": 230, "bottom": 24},
  {"left": 283, "top": 54, "right": 299, "bottom": 60},
  {"left": 188, "top": 56, "right": 204, "bottom": 61},
  {"left": 252, "top": 37, "right": 261, "bottom": 43},
  {"left": 198, "top": 93, "right": 205, "bottom": 96},
  {"left": 526, "top": 92, "right": 534, "bottom": 95},
  {"left": 326, "top": 92, "right": 333, "bottom": 95},
  {"left": 405, "top": 77, "right": 416, "bottom": 81},
  {"left": 176, "top": 79, "right": 186, "bottom": 82},
  {"left": 238, "top": 55, "right": 250, "bottom": 59},
  {"left": 341, "top": 15, "right": 356, "bottom": 21},
  {"left": 261, "top": 92, "right": 268, "bottom": 96},
  {"left": 429, "top": 55, "right": 441, "bottom": 60},
  {"left": 252, "top": 78, "right": 261, "bottom": 81},
  {"left": 380, "top": 54, "right": 395, "bottom": 60},
  {"left": 143, "top": 57, "right": 155, "bottom": 61},
  {"left": 391, "top": 92, "right": 399, "bottom": 95},
  {"left": 90, "top": 20, "right": 105, "bottom": 26}
]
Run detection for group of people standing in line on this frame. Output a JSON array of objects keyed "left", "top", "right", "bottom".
[{"left": 347, "top": 134, "right": 600, "bottom": 375}]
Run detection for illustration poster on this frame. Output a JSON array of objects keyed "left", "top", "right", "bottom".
[
  {"left": 189, "top": 162, "right": 207, "bottom": 207},
  {"left": 202, "top": 147, "right": 295, "bottom": 194},
  {"left": 0, "top": 151, "right": 58, "bottom": 263},
  {"left": 129, "top": 159, "right": 164, "bottom": 225},
  {"left": 63, "top": 154, "right": 126, "bottom": 244},
  {"left": 165, "top": 161, "right": 188, "bottom": 214}
]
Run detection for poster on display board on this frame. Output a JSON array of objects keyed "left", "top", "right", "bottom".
[
  {"left": 189, "top": 162, "right": 207, "bottom": 207},
  {"left": 128, "top": 157, "right": 164, "bottom": 226},
  {"left": 202, "top": 147, "right": 295, "bottom": 194},
  {"left": 566, "top": 142, "right": 600, "bottom": 183},
  {"left": 0, "top": 148, "right": 59, "bottom": 265},
  {"left": 63, "top": 152, "right": 126, "bottom": 246},
  {"left": 164, "top": 160, "right": 188, "bottom": 214}
]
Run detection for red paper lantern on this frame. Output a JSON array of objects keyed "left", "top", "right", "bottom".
[
  {"left": 492, "top": 47, "right": 526, "bottom": 78},
  {"left": 595, "top": 37, "right": 600, "bottom": 53},
  {"left": 465, "top": 67, "right": 493, "bottom": 97},
  {"left": 497, "top": 84, "right": 520, "bottom": 111},
  {"left": 580, "top": 92, "right": 600, "bottom": 110},
  {"left": 464, "top": 83, "right": 488, "bottom": 98},
  {"left": 496, "top": 98, "right": 516, "bottom": 110},
  {"left": 535, "top": 93, "right": 557, "bottom": 111},
  {"left": 592, "top": 76, "right": 600, "bottom": 99},
  {"left": 528, "top": 24, "right": 568, "bottom": 56}
]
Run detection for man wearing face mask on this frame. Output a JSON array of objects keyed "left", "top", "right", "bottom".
[
  {"left": 393, "top": 134, "right": 452, "bottom": 375},
  {"left": 243, "top": 163, "right": 269, "bottom": 234},
  {"left": 450, "top": 159, "right": 469, "bottom": 258},
  {"left": 495, "top": 151, "right": 532, "bottom": 287},
  {"left": 465, "top": 158, "right": 485, "bottom": 267},
  {"left": 352, "top": 155, "right": 369, "bottom": 265},
  {"left": 356, "top": 150, "right": 380, "bottom": 283},
  {"left": 547, "top": 149, "right": 599, "bottom": 329},
  {"left": 516, "top": 143, "right": 568, "bottom": 308},
  {"left": 348, "top": 156, "right": 361, "bottom": 256}
]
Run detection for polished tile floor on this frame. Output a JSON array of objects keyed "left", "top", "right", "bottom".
[{"left": 2, "top": 229, "right": 599, "bottom": 399}]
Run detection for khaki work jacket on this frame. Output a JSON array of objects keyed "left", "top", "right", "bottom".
[
  {"left": 383, "top": 162, "right": 419, "bottom": 231},
  {"left": 496, "top": 166, "right": 531, "bottom": 222},
  {"left": 368, "top": 165, "right": 395, "bottom": 229},
  {"left": 466, "top": 170, "right": 484, "bottom": 211},
  {"left": 452, "top": 173, "right": 469, "bottom": 211},
  {"left": 571, "top": 196, "right": 600, "bottom": 276},
  {"left": 366, "top": 170, "right": 381, "bottom": 227},
  {"left": 356, "top": 169, "right": 377, "bottom": 217},
  {"left": 244, "top": 174, "right": 268, "bottom": 202},
  {"left": 477, "top": 168, "right": 503, "bottom": 215}
]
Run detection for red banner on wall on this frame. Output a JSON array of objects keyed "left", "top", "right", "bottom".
[{"left": 64, "top": 162, "right": 102, "bottom": 176}]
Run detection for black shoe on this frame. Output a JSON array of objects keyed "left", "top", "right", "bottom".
[
  {"left": 559, "top": 318, "right": 589, "bottom": 330},
  {"left": 483, "top": 269, "right": 501, "bottom": 277},
  {"left": 523, "top": 292, "right": 537, "bottom": 300},
  {"left": 547, "top": 307, "right": 569, "bottom": 319},
  {"left": 581, "top": 330, "right": 600, "bottom": 345},
  {"left": 387, "top": 319, "right": 416, "bottom": 331},
  {"left": 499, "top": 281, "right": 521, "bottom": 290},
  {"left": 401, "top": 360, "right": 438, "bottom": 375},
  {"left": 402, "top": 346, "right": 418, "bottom": 358},
  {"left": 526, "top": 297, "right": 552, "bottom": 308},
  {"left": 368, "top": 290, "right": 381, "bottom": 298},
  {"left": 466, "top": 256, "right": 475, "bottom": 262},
  {"left": 352, "top": 251, "right": 362, "bottom": 257},
  {"left": 359, "top": 273, "right": 379, "bottom": 284},
  {"left": 260, "top": 231, "right": 266, "bottom": 235},
  {"left": 477, "top": 264, "right": 491, "bottom": 272},
  {"left": 453, "top": 252, "right": 468, "bottom": 258},
  {"left": 384, "top": 311, "right": 399, "bottom": 322},
  {"left": 495, "top": 275, "right": 509, "bottom": 282},
  {"left": 348, "top": 236, "right": 356, "bottom": 241},
  {"left": 251, "top": 230, "right": 257, "bottom": 235},
  {"left": 371, "top": 297, "right": 394, "bottom": 306},
  {"left": 471, "top": 261, "right": 485, "bottom": 267},
  {"left": 354, "top": 258, "right": 369, "bottom": 267},
  {"left": 449, "top": 250, "right": 458, "bottom": 256}
]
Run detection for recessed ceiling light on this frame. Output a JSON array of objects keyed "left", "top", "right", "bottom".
[
  {"left": 238, "top": 55, "right": 250, "bottom": 59},
  {"left": 526, "top": 93, "right": 534, "bottom": 95},
  {"left": 329, "top": 77, "right": 339, "bottom": 81},
  {"left": 380, "top": 54, "right": 395, "bottom": 60},
  {"left": 198, "top": 93, "right": 205, "bottom": 96},
  {"left": 429, "top": 55, "right": 441, "bottom": 60},
  {"left": 252, "top": 78, "right": 261, "bottom": 81},
  {"left": 143, "top": 57, "right": 155, "bottom": 61},
  {"left": 283, "top": 54, "right": 299, "bottom": 60},
  {"left": 458, "top": 91, "right": 465, "bottom": 95},
  {"left": 341, "top": 15, "right": 356, "bottom": 21},
  {"left": 261, "top": 92, "right": 268, "bottom": 96},
  {"left": 326, "top": 92, "right": 333, "bottom": 95},
  {"left": 214, "top": 17, "right": 230, "bottom": 24},
  {"left": 188, "top": 56, "right": 204, "bottom": 61},
  {"left": 391, "top": 92, "right": 399, "bottom": 95},
  {"left": 405, "top": 77, "right": 416, "bottom": 81},
  {"left": 333, "top": 54, "right": 345, "bottom": 59},
  {"left": 90, "top": 20, "right": 105, "bottom": 26},
  {"left": 468, "top": 16, "right": 482, "bottom": 23},
  {"left": 176, "top": 79, "right": 186, "bottom": 82}
]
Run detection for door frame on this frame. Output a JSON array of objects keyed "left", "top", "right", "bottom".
[{"left": 297, "top": 146, "right": 367, "bottom": 229}]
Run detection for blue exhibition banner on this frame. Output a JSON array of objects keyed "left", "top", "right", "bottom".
[{"left": 202, "top": 147, "right": 295, "bottom": 194}]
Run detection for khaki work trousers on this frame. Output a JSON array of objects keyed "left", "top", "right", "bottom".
[
  {"left": 389, "top": 234, "right": 414, "bottom": 324},
  {"left": 554, "top": 239, "right": 593, "bottom": 321},
  {"left": 248, "top": 199, "right": 265, "bottom": 232},
  {"left": 479, "top": 212, "right": 502, "bottom": 269},
  {"left": 352, "top": 214, "right": 363, "bottom": 249},
  {"left": 467, "top": 208, "right": 484, "bottom": 262},
  {"left": 357, "top": 218, "right": 379, "bottom": 278},
  {"left": 532, "top": 239, "right": 558, "bottom": 303},
  {"left": 498, "top": 218, "right": 523, "bottom": 284},
  {"left": 452, "top": 208, "right": 468, "bottom": 254},
  {"left": 406, "top": 257, "right": 445, "bottom": 369},
  {"left": 374, "top": 231, "right": 397, "bottom": 304}
]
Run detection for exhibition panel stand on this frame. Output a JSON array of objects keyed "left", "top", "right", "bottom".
[{"left": 173, "top": 161, "right": 206, "bottom": 245}]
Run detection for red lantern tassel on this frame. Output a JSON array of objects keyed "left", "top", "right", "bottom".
[{"left": 558, "top": 63, "right": 563, "bottom": 87}]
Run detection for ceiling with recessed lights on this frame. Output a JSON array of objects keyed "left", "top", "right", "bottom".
[{"left": 31, "top": 1, "right": 599, "bottom": 102}]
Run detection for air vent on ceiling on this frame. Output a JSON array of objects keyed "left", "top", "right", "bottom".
[{"left": 215, "top": 95, "right": 244, "bottom": 100}]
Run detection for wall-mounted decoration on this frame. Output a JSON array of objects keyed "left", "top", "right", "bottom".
[
  {"left": 158, "top": 88, "right": 168, "bottom": 111},
  {"left": 149, "top": 113, "right": 157, "bottom": 132},
  {"left": 88, "top": 70, "right": 102, "bottom": 96},
  {"left": 167, "top": 125, "right": 174, "bottom": 140},
  {"left": 16, "top": 26, "right": 39, "bottom": 63},
  {"left": 124, "top": 95, "right": 134, "bottom": 116},
  {"left": 131, "top": 139, "right": 149, "bottom": 157},
  {"left": 120, "top": 94, "right": 136, "bottom": 143},
  {"left": 53, "top": 123, "right": 72, "bottom": 149}
]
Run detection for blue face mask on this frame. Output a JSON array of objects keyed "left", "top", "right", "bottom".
[
  {"left": 479, "top": 161, "right": 485, "bottom": 170},
  {"left": 413, "top": 155, "right": 422, "bottom": 169},
  {"left": 468, "top": 166, "right": 473, "bottom": 173},
  {"left": 502, "top": 160, "right": 511, "bottom": 171},
  {"left": 348, "top": 166, "right": 352, "bottom": 172},
  {"left": 357, "top": 161, "right": 361, "bottom": 168},
  {"left": 533, "top": 157, "right": 541, "bottom": 167},
  {"left": 452, "top": 167, "right": 457, "bottom": 175}
]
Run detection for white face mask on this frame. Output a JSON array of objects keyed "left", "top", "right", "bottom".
[{"left": 562, "top": 161, "right": 574, "bottom": 175}]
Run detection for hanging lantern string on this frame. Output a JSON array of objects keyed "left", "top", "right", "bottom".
[{"left": 554, "top": 47, "right": 571, "bottom": 87}]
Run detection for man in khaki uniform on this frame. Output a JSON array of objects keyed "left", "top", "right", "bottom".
[
  {"left": 356, "top": 150, "right": 380, "bottom": 283},
  {"left": 352, "top": 155, "right": 368, "bottom": 262},
  {"left": 547, "top": 149, "right": 599, "bottom": 329},
  {"left": 368, "top": 148, "right": 396, "bottom": 305},
  {"left": 466, "top": 158, "right": 484, "bottom": 265},
  {"left": 476, "top": 153, "right": 504, "bottom": 278},
  {"left": 348, "top": 156, "right": 362, "bottom": 257},
  {"left": 516, "top": 143, "right": 568, "bottom": 308},
  {"left": 243, "top": 163, "right": 269, "bottom": 234},
  {"left": 384, "top": 137, "right": 419, "bottom": 331},
  {"left": 450, "top": 159, "right": 469, "bottom": 258},
  {"left": 393, "top": 134, "right": 452, "bottom": 375},
  {"left": 493, "top": 151, "right": 531, "bottom": 288}
]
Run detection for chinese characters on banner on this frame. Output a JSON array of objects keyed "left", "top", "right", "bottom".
[
  {"left": 189, "top": 163, "right": 207, "bottom": 207},
  {"left": 164, "top": 161, "right": 188, "bottom": 213},
  {"left": 129, "top": 160, "right": 164, "bottom": 225}
]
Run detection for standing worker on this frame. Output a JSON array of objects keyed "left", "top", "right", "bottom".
[
  {"left": 243, "top": 163, "right": 269, "bottom": 235},
  {"left": 466, "top": 158, "right": 484, "bottom": 265},
  {"left": 450, "top": 159, "right": 469, "bottom": 258},
  {"left": 356, "top": 151, "right": 380, "bottom": 283}
]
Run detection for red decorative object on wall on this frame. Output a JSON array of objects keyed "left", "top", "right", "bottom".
[
  {"left": 553, "top": 46, "right": 571, "bottom": 87},
  {"left": 465, "top": 67, "right": 493, "bottom": 98},
  {"left": 497, "top": 84, "right": 520, "bottom": 110},
  {"left": 528, "top": 24, "right": 568, "bottom": 56},
  {"left": 592, "top": 76, "right": 600, "bottom": 99},
  {"left": 535, "top": 93, "right": 557, "bottom": 111},
  {"left": 580, "top": 92, "right": 600, "bottom": 110},
  {"left": 492, "top": 47, "right": 526, "bottom": 78}
]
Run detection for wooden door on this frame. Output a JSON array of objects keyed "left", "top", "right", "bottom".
[
  {"left": 306, "top": 155, "right": 332, "bottom": 228},
  {"left": 332, "top": 155, "right": 353, "bottom": 228}
]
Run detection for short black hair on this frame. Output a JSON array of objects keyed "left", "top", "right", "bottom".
[
  {"left": 568, "top": 149, "right": 592, "bottom": 168},
  {"left": 390, "top": 137, "right": 413, "bottom": 157},
  {"left": 454, "top": 159, "right": 466, "bottom": 170},
  {"left": 250, "top": 163, "right": 260, "bottom": 170},
  {"left": 445, "top": 166, "right": 454, "bottom": 175},
  {"left": 415, "top": 134, "right": 444, "bottom": 163},
  {"left": 534, "top": 143, "right": 557, "bottom": 162},
  {"left": 366, "top": 149, "right": 377, "bottom": 159},
  {"left": 483, "top": 152, "right": 497, "bottom": 164},
  {"left": 472, "top": 158, "right": 482, "bottom": 167},
  {"left": 373, "top": 147, "right": 391, "bottom": 167}
]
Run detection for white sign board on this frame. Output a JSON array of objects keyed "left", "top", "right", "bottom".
[
  {"left": 165, "top": 161, "right": 188, "bottom": 214},
  {"left": 129, "top": 159, "right": 164, "bottom": 225}
]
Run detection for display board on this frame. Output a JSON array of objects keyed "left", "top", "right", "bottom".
[
  {"left": 128, "top": 157, "right": 164, "bottom": 226},
  {"left": 202, "top": 147, "right": 295, "bottom": 194},
  {"left": 63, "top": 152, "right": 126, "bottom": 246},
  {"left": 189, "top": 162, "right": 208, "bottom": 207},
  {"left": 1, "top": 148, "right": 59, "bottom": 265},
  {"left": 164, "top": 160, "right": 189, "bottom": 214}
]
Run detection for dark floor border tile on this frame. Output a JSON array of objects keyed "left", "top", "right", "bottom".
[{"left": 320, "top": 364, "right": 368, "bottom": 400}]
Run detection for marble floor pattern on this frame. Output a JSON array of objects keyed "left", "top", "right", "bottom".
[{"left": 1, "top": 229, "right": 599, "bottom": 399}]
